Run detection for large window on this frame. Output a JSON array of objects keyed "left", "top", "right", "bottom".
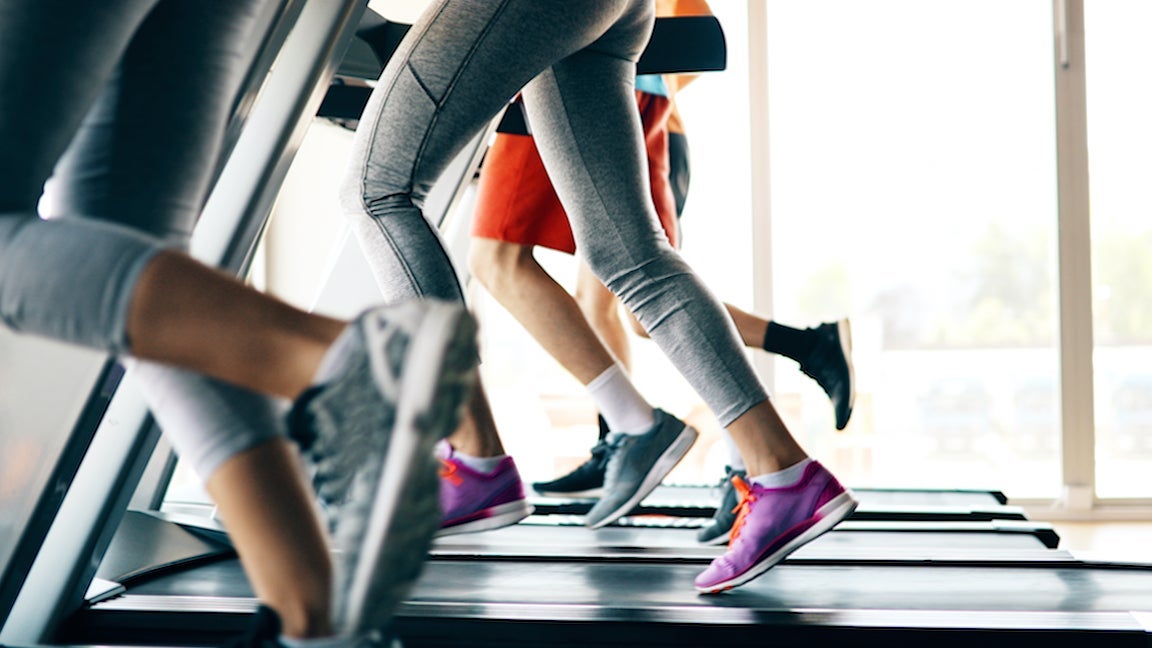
[
  {"left": 763, "top": 1, "right": 1061, "bottom": 498},
  {"left": 1085, "top": 0, "right": 1152, "bottom": 499}
]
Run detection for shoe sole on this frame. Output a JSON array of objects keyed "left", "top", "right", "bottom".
[
  {"left": 695, "top": 491, "right": 858, "bottom": 594},
  {"left": 586, "top": 424, "right": 699, "bottom": 530},
  {"left": 836, "top": 318, "right": 856, "bottom": 430},
  {"left": 435, "top": 499, "right": 534, "bottom": 537},
  {"left": 341, "top": 303, "right": 478, "bottom": 634},
  {"left": 698, "top": 530, "right": 731, "bottom": 546}
]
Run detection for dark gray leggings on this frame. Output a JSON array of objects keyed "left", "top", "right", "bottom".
[
  {"left": 0, "top": 0, "right": 281, "bottom": 478},
  {"left": 341, "top": 0, "right": 767, "bottom": 425}
]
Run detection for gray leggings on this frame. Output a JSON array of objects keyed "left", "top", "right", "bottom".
[
  {"left": 341, "top": 0, "right": 767, "bottom": 426},
  {"left": 0, "top": 0, "right": 281, "bottom": 479}
]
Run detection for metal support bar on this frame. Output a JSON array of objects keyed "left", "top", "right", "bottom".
[
  {"left": 748, "top": 1, "right": 775, "bottom": 391},
  {"left": 1051, "top": 0, "right": 1096, "bottom": 510}
]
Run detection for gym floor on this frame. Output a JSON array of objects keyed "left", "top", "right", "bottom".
[{"left": 1049, "top": 520, "right": 1152, "bottom": 559}]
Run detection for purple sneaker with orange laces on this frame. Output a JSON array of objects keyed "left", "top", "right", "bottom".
[
  {"left": 436, "top": 442, "right": 533, "bottom": 536},
  {"left": 694, "top": 460, "right": 858, "bottom": 593}
]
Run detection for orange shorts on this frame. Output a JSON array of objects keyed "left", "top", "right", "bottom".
[{"left": 471, "top": 91, "right": 679, "bottom": 254}]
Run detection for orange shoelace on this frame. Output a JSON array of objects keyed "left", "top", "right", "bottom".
[
  {"left": 439, "top": 459, "right": 463, "bottom": 486},
  {"left": 727, "top": 476, "right": 756, "bottom": 546}
]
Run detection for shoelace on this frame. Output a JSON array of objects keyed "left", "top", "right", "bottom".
[
  {"left": 588, "top": 439, "right": 614, "bottom": 468},
  {"left": 439, "top": 458, "right": 464, "bottom": 486},
  {"left": 727, "top": 476, "right": 756, "bottom": 546},
  {"left": 598, "top": 434, "right": 631, "bottom": 480}
]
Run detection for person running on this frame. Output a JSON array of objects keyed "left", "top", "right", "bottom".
[
  {"left": 0, "top": 0, "right": 475, "bottom": 643},
  {"left": 339, "top": 0, "right": 859, "bottom": 594},
  {"left": 466, "top": 1, "right": 854, "bottom": 547}
]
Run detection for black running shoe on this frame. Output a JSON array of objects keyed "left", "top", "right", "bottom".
[
  {"left": 800, "top": 319, "right": 855, "bottom": 430},
  {"left": 532, "top": 439, "right": 612, "bottom": 498},
  {"left": 696, "top": 466, "right": 747, "bottom": 545}
]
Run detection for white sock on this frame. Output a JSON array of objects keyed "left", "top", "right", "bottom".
[
  {"left": 451, "top": 449, "right": 506, "bottom": 473},
  {"left": 279, "top": 635, "right": 356, "bottom": 648},
  {"left": 720, "top": 430, "right": 747, "bottom": 472},
  {"left": 749, "top": 458, "right": 812, "bottom": 489},
  {"left": 585, "top": 364, "right": 655, "bottom": 436}
]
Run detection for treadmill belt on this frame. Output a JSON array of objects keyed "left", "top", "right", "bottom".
[
  {"left": 432, "top": 520, "right": 1052, "bottom": 557},
  {"left": 73, "top": 523, "right": 1152, "bottom": 646},
  {"left": 530, "top": 486, "right": 1025, "bottom": 521},
  {"left": 577, "top": 485, "right": 1009, "bottom": 508},
  {"left": 406, "top": 559, "right": 1152, "bottom": 615},
  {"left": 388, "top": 559, "right": 1152, "bottom": 646}
]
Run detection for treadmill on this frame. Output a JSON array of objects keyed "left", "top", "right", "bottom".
[{"left": 4, "top": 5, "right": 1152, "bottom": 648}]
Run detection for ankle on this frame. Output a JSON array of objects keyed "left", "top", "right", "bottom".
[
  {"left": 273, "top": 603, "right": 333, "bottom": 639},
  {"left": 450, "top": 449, "right": 508, "bottom": 474}
]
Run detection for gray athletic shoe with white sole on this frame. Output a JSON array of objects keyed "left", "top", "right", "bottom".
[
  {"left": 288, "top": 299, "right": 478, "bottom": 636},
  {"left": 696, "top": 466, "right": 747, "bottom": 545},
  {"left": 584, "top": 409, "right": 698, "bottom": 529}
]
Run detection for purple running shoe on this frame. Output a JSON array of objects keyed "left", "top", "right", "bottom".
[
  {"left": 695, "top": 460, "right": 858, "bottom": 593},
  {"left": 436, "top": 442, "right": 532, "bottom": 536}
]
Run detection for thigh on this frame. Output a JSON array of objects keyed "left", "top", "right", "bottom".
[
  {"left": 45, "top": 0, "right": 268, "bottom": 246},
  {"left": 522, "top": 48, "right": 671, "bottom": 276},
  {"left": 352, "top": 0, "right": 651, "bottom": 202},
  {"left": 0, "top": 0, "right": 157, "bottom": 212}
]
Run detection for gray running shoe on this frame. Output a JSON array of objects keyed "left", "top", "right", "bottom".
[
  {"left": 696, "top": 466, "right": 747, "bottom": 545},
  {"left": 584, "top": 409, "right": 698, "bottom": 529},
  {"left": 288, "top": 299, "right": 478, "bottom": 636}
]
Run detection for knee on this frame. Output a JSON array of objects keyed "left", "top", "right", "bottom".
[
  {"left": 468, "top": 238, "right": 529, "bottom": 296},
  {"left": 584, "top": 242, "right": 678, "bottom": 306}
]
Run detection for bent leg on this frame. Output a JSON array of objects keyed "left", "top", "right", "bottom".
[
  {"left": 574, "top": 260, "right": 633, "bottom": 372},
  {"left": 5, "top": 0, "right": 343, "bottom": 636},
  {"left": 522, "top": 52, "right": 768, "bottom": 429},
  {"left": 340, "top": 0, "right": 647, "bottom": 303},
  {"left": 470, "top": 237, "right": 616, "bottom": 384},
  {"left": 342, "top": 0, "right": 649, "bottom": 461},
  {"left": 205, "top": 439, "right": 333, "bottom": 638}
]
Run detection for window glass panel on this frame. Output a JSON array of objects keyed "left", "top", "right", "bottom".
[
  {"left": 1085, "top": 1, "right": 1152, "bottom": 499},
  {"left": 765, "top": 0, "right": 1060, "bottom": 498}
]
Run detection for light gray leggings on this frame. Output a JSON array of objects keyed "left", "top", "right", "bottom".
[
  {"left": 0, "top": 0, "right": 281, "bottom": 479},
  {"left": 342, "top": 0, "right": 767, "bottom": 426}
]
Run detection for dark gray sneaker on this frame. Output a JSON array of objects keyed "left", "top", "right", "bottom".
[
  {"left": 288, "top": 299, "right": 478, "bottom": 637},
  {"left": 696, "top": 466, "right": 747, "bottom": 545},
  {"left": 584, "top": 409, "right": 698, "bottom": 529},
  {"left": 800, "top": 319, "right": 855, "bottom": 430},
  {"left": 531, "top": 439, "right": 612, "bottom": 498}
]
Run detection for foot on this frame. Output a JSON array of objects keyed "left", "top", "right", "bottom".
[
  {"left": 228, "top": 606, "right": 396, "bottom": 647},
  {"left": 694, "top": 461, "right": 858, "bottom": 593},
  {"left": 228, "top": 606, "right": 284, "bottom": 648},
  {"left": 800, "top": 319, "right": 855, "bottom": 430},
  {"left": 584, "top": 409, "right": 698, "bottom": 529},
  {"left": 288, "top": 300, "right": 478, "bottom": 635},
  {"left": 437, "top": 442, "right": 532, "bottom": 536},
  {"left": 531, "top": 439, "right": 613, "bottom": 498},
  {"left": 695, "top": 466, "right": 747, "bottom": 545}
]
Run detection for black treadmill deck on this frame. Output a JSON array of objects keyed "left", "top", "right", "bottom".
[{"left": 69, "top": 519, "right": 1152, "bottom": 647}]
